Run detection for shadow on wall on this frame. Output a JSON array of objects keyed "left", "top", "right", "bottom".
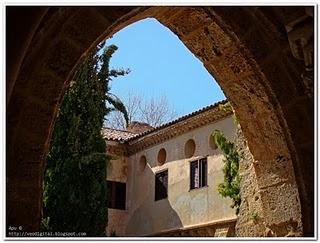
[
  {"left": 125, "top": 199, "right": 183, "bottom": 236},
  {"left": 125, "top": 161, "right": 183, "bottom": 236}
]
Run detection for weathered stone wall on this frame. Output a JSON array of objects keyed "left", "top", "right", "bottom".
[
  {"left": 234, "top": 127, "right": 265, "bottom": 236},
  {"left": 235, "top": 127, "right": 302, "bottom": 236}
]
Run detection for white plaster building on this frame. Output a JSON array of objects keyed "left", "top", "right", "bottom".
[{"left": 103, "top": 100, "right": 237, "bottom": 237}]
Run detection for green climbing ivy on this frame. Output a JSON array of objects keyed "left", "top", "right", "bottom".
[
  {"left": 212, "top": 129, "right": 241, "bottom": 214},
  {"left": 219, "top": 101, "right": 238, "bottom": 124}
]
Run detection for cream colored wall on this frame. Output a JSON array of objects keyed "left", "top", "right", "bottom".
[
  {"left": 106, "top": 154, "right": 128, "bottom": 236},
  {"left": 121, "top": 116, "right": 237, "bottom": 236},
  {"left": 106, "top": 156, "right": 127, "bottom": 183}
]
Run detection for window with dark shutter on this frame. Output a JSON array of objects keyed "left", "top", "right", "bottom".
[
  {"left": 200, "top": 158, "right": 207, "bottom": 187},
  {"left": 190, "top": 157, "right": 207, "bottom": 190},
  {"left": 107, "top": 181, "right": 126, "bottom": 210},
  {"left": 155, "top": 170, "right": 168, "bottom": 201},
  {"left": 190, "top": 161, "right": 199, "bottom": 190}
]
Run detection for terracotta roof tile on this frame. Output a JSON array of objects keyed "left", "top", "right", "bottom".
[
  {"left": 126, "top": 99, "right": 228, "bottom": 141},
  {"left": 102, "top": 99, "right": 228, "bottom": 142},
  {"left": 102, "top": 128, "right": 138, "bottom": 141}
]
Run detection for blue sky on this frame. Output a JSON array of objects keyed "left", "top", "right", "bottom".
[{"left": 105, "top": 18, "right": 225, "bottom": 117}]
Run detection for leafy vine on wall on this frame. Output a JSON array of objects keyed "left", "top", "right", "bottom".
[{"left": 212, "top": 101, "right": 241, "bottom": 214}]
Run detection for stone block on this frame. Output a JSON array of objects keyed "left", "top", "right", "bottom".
[
  {"left": 25, "top": 72, "right": 64, "bottom": 108},
  {"left": 7, "top": 200, "right": 41, "bottom": 232},
  {"left": 215, "top": 227, "right": 229, "bottom": 237},
  {"left": 283, "top": 99, "right": 313, "bottom": 146},
  {"left": 261, "top": 58, "right": 298, "bottom": 107},
  {"left": 7, "top": 91, "right": 26, "bottom": 129},
  {"left": 17, "top": 101, "right": 54, "bottom": 143},
  {"left": 205, "top": 21, "right": 233, "bottom": 50},
  {"left": 213, "top": 7, "right": 257, "bottom": 39},
  {"left": 253, "top": 156, "right": 296, "bottom": 190},
  {"left": 61, "top": 8, "right": 111, "bottom": 48},
  {"left": 42, "top": 39, "right": 82, "bottom": 78},
  {"left": 236, "top": 221, "right": 266, "bottom": 237},
  {"left": 259, "top": 183, "right": 301, "bottom": 230},
  {"left": 95, "top": 6, "right": 136, "bottom": 23},
  {"left": 7, "top": 182, "right": 42, "bottom": 204},
  {"left": 168, "top": 8, "right": 211, "bottom": 36}
]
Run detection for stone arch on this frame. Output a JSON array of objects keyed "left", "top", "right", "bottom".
[{"left": 7, "top": 6, "right": 313, "bottom": 236}]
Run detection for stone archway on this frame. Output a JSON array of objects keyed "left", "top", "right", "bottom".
[{"left": 6, "top": 6, "right": 314, "bottom": 236}]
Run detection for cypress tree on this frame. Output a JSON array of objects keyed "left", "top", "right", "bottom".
[{"left": 42, "top": 43, "right": 128, "bottom": 236}]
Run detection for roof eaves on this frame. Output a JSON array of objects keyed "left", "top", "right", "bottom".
[{"left": 125, "top": 99, "right": 228, "bottom": 142}]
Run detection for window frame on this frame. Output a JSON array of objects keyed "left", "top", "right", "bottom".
[
  {"left": 189, "top": 157, "right": 208, "bottom": 191},
  {"left": 154, "top": 169, "right": 169, "bottom": 201},
  {"left": 107, "top": 180, "right": 126, "bottom": 210}
]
